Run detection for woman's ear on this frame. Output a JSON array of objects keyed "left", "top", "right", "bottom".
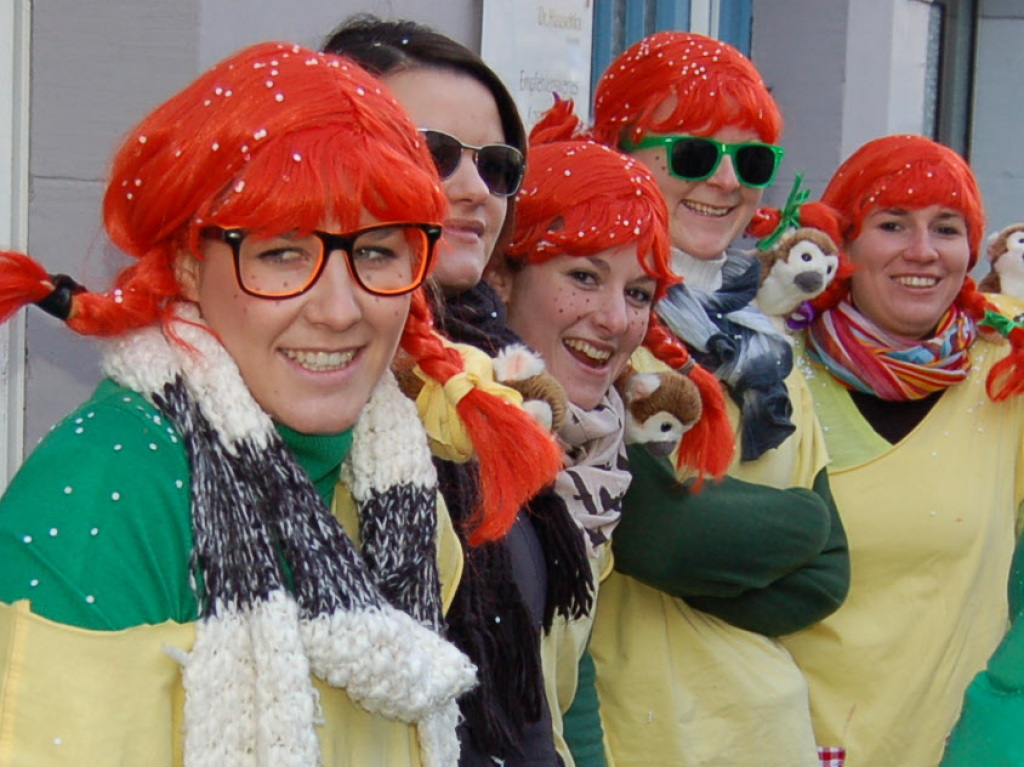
[
  {"left": 174, "top": 250, "right": 202, "bottom": 302},
  {"left": 485, "top": 257, "right": 516, "bottom": 306}
]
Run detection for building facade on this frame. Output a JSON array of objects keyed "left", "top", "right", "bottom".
[{"left": 2, "top": 0, "right": 1021, "bottom": 486}]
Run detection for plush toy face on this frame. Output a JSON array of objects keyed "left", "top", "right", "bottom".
[
  {"left": 756, "top": 228, "right": 839, "bottom": 316},
  {"left": 617, "top": 370, "right": 702, "bottom": 457},
  {"left": 990, "top": 226, "right": 1024, "bottom": 290},
  {"left": 493, "top": 344, "right": 569, "bottom": 432}
]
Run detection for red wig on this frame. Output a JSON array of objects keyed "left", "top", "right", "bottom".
[
  {"left": 821, "top": 134, "right": 985, "bottom": 268},
  {"left": 502, "top": 99, "right": 734, "bottom": 479},
  {"left": 0, "top": 41, "right": 562, "bottom": 543},
  {"left": 813, "top": 134, "right": 1024, "bottom": 401},
  {"left": 591, "top": 31, "right": 782, "bottom": 149}
]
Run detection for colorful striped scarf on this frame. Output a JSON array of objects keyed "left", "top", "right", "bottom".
[{"left": 806, "top": 300, "right": 977, "bottom": 401}]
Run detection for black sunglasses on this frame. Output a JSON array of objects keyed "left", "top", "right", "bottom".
[
  {"left": 622, "top": 135, "right": 785, "bottom": 189},
  {"left": 420, "top": 128, "right": 525, "bottom": 197}
]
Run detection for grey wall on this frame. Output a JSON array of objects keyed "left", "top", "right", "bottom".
[
  {"left": 25, "top": 0, "right": 478, "bottom": 446},
  {"left": 751, "top": 0, "right": 850, "bottom": 207},
  {"left": 28, "top": 0, "right": 199, "bottom": 447},
  {"left": 972, "top": 0, "right": 1024, "bottom": 240}
]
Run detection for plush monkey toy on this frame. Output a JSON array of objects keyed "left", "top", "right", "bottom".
[
  {"left": 754, "top": 227, "right": 839, "bottom": 319},
  {"left": 979, "top": 223, "right": 1024, "bottom": 300},
  {"left": 747, "top": 174, "right": 845, "bottom": 332},
  {"left": 615, "top": 366, "right": 703, "bottom": 458},
  {"left": 492, "top": 344, "right": 569, "bottom": 432}
]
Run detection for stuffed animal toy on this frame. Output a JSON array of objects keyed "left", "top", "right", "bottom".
[
  {"left": 615, "top": 366, "right": 703, "bottom": 458},
  {"left": 979, "top": 223, "right": 1024, "bottom": 299},
  {"left": 492, "top": 344, "right": 569, "bottom": 432},
  {"left": 754, "top": 227, "right": 839, "bottom": 319},
  {"left": 747, "top": 174, "right": 844, "bottom": 332},
  {"left": 395, "top": 343, "right": 569, "bottom": 433}
]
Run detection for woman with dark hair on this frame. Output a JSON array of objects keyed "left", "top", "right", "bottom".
[
  {"left": 0, "top": 40, "right": 562, "bottom": 767},
  {"left": 321, "top": 16, "right": 579, "bottom": 767}
]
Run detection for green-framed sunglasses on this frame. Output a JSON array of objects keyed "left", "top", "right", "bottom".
[{"left": 622, "top": 134, "right": 786, "bottom": 189}]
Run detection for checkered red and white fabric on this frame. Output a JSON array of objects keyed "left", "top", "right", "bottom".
[{"left": 818, "top": 746, "right": 846, "bottom": 767}]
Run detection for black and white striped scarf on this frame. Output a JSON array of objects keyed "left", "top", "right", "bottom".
[{"left": 101, "top": 303, "right": 476, "bottom": 767}]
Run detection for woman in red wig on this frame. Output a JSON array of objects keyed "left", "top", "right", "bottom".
[
  {"left": 0, "top": 41, "right": 562, "bottom": 767},
  {"left": 488, "top": 99, "right": 734, "bottom": 767},
  {"left": 780, "top": 134, "right": 1024, "bottom": 767},
  {"left": 584, "top": 31, "right": 849, "bottom": 767}
]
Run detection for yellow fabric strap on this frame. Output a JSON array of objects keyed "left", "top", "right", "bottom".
[{"left": 415, "top": 342, "right": 524, "bottom": 463}]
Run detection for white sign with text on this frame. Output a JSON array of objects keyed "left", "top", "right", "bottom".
[{"left": 482, "top": 0, "right": 595, "bottom": 130}]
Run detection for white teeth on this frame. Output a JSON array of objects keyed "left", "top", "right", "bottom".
[
  {"left": 895, "top": 276, "right": 939, "bottom": 288},
  {"left": 683, "top": 200, "right": 731, "bottom": 217},
  {"left": 283, "top": 349, "right": 356, "bottom": 371},
  {"left": 564, "top": 339, "right": 612, "bottom": 362}
]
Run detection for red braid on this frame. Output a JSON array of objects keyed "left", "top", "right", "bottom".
[
  {"left": 643, "top": 318, "right": 734, "bottom": 481},
  {"left": 0, "top": 252, "right": 53, "bottom": 323},
  {"left": 400, "top": 291, "right": 564, "bottom": 545},
  {"left": 952, "top": 277, "right": 1024, "bottom": 401},
  {"left": 528, "top": 96, "right": 587, "bottom": 144},
  {"left": 989, "top": 324, "right": 1024, "bottom": 401}
]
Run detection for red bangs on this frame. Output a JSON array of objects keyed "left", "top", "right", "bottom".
[
  {"left": 507, "top": 139, "right": 675, "bottom": 296},
  {"left": 194, "top": 125, "right": 444, "bottom": 239},
  {"left": 822, "top": 134, "right": 985, "bottom": 263},
  {"left": 593, "top": 31, "right": 782, "bottom": 147},
  {"left": 105, "top": 42, "right": 445, "bottom": 263}
]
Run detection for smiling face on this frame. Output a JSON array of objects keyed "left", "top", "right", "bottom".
[
  {"left": 846, "top": 204, "right": 971, "bottom": 338},
  {"left": 384, "top": 67, "right": 509, "bottom": 296},
  {"left": 177, "top": 216, "right": 410, "bottom": 434},
  {"left": 630, "top": 124, "right": 766, "bottom": 262},
  {"left": 495, "top": 245, "right": 655, "bottom": 410}
]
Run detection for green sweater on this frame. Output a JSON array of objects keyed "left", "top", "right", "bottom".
[{"left": 0, "top": 379, "right": 351, "bottom": 630}]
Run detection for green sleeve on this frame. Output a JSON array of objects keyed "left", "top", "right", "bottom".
[
  {"left": 941, "top": 543, "right": 1024, "bottom": 765},
  {"left": 684, "top": 468, "right": 849, "bottom": 635},
  {"left": 615, "top": 446, "right": 832, "bottom": 596},
  {"left": 562, "top": 646, "right": 607, "bottom": 767},
  {"left": 940, "top": 668, "right": 1024, "bottom": 765},
  {"left": 0, "top": 380, "right": 194, "bottom": 630},
  {"left": 614, "top": 447, "right": 849, "bottom": 635}
]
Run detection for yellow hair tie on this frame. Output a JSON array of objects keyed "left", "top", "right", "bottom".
[
  {"left": 441, "top": 371, "right": 478, "bottom": 406},
  {"left": 415, "top": 343, "right": 524, "bottom": 463}
]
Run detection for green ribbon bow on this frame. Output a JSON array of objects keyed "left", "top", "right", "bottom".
[
  {"left": 979, "top": 309, "right": 1024, "bottom": 338},
  {"left": 756, "top": 172, "right": 810, "bottom": 251}
]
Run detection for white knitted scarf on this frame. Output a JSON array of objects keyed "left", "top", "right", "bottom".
[{"left": 101, "top": 303, "right": 475, "bottom": 767}]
